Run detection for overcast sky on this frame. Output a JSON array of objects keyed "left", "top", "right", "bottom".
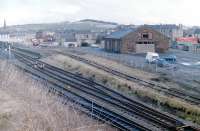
[{"left": 0, "top": 0, "right": 199, "bottom": 26}]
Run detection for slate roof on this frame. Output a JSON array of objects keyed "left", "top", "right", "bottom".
[
  {"left": 144, "top": 24, "right": 179, "bottom": 30},
  {"left": 104, "top": 28, "right": 136, "bottom": 39}
]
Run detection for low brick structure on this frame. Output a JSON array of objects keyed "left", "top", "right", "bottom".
[{"left": 104, "top": 27, "right": 170, "bottom": 53}]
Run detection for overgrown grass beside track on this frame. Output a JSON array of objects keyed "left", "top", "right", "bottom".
[{"left": 0, "top": 60, "right": 115, "bottom": 131}]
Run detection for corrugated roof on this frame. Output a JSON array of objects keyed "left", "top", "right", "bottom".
[
  {"left": 104, "top": 28, "right": 136, "bottom": 39},
  {"left": 176, "top": 37, "right": 198, "bottom": 44}
]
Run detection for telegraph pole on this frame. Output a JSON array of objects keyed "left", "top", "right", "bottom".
[
  {"left": 8, "top": 44, "right": 11, "bottom": 59},
  {"left": 3, "top": 19, "right": 6, "bottom": 30}
]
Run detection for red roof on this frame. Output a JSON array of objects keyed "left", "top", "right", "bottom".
[{"left": 176, "top": 37, "right": 198, "bottom": 44}]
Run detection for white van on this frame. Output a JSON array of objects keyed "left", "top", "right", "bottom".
[{"left": 146, "top": 52, "right": 159, "bottom": 63}]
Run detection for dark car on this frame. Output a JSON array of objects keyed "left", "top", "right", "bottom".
[
  {"left": 156, "top": 58, "right": 170, "bottom": 67},
  {"left": 162, "top": 55, "right": 177, "bottom": 64}
]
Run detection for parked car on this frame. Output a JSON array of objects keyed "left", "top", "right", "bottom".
[
  {"left": 156, "top": 58, "right": 170, "bottom": 67},
  {"left": 146, "top": 52, "right": 159, "bottom": 63},
  {"left": 162, "top": 55, "right": 177, "bottom": 64}
]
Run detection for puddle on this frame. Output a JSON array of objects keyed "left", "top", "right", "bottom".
[
  {"left": 181, "top": 61, "right": 200, "bottom": 66},
  {"left": 194, "top": 62, "right": 200, "bottom": 65},
  {"left": 181, "top": 62, "right": 191, "bottom": 66}
]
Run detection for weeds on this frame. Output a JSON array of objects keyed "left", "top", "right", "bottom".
[{"left": 0, "top": 61, "right": 115, "bottom": 131}]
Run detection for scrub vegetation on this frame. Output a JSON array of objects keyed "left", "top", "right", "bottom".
[{"left": 0, "top": 61, "right": 115, "bottom": 131}]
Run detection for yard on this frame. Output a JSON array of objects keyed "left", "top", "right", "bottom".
[
  {"left": 8, "top": 45, "right": 200, "bottom": 125},
  {"left": 62, "top": 47, "right": 200, "bottom": 95}
]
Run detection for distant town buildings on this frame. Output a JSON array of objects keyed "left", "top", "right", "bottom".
[
  {"left": 63, "top": 40, "right": 79, "bottom": 48},
  {"left": 104, "top": 27, "right": 170, "bottom": 54},
  {"left": 176, "top": 37, "right": 199, "bottom": 44},
  {"left": 194, "top": 29, "right": 200, "bottom": 38},
  {"left": 56, "top": 31, "right": 76, "bottom": 42},
  {"left": 33, "top": 31, "right": 58, "bottom": 46},
  {"left": 0, "top": 19, "right": 10, "bottom": 40},
  {"left": 175, "top": 37, "right": 200, "bottom": 52},
  {"left": 144, "top": 24, "right": 183, "bottom": 41},
  {"left": 35, "top": 31, "right": 56, "bottom": 42},
  {"left": 2, "top": 18, "right": 200, "bottom": 53},
  {"left": 75, "top": 32, "right": 98, "bottom": 46},
  {"left": 0, "top": 31, "right": 10, "bottom": 40}
]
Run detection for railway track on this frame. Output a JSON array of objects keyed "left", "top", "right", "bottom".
[
  {"left": 13, "top": 52, "right": 149, "bottom": 131},
  {"left": 15, "top": 64, "right": 147, "bottom": 131},
  {"left": 60, "top": 52, "right": 200, "bottom": 105},
  {"left": 10, "top": 48, "right": 197, "bottom": 131}
]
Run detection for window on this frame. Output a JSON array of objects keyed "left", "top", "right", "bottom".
[
  {"left": 136, "top": 42, "right": 143, "bottom": 44},
  {"left": 142, "top": 33, "right": 149, "bottom": 39}
]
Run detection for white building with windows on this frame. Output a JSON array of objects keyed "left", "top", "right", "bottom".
[{"left": 144, "top": 24, "right": 183, "bottom": 41}]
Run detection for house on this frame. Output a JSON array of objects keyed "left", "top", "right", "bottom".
[
  {"left": 104, "top": 27, "right": 170, "bottom": 54},
  {"left": 75, "top": 32, "right": 98, "bottom": 46},
  {"left": 63, "top": 39, "right": 79, "bottom": 48},
  {"left": 0, "top": 31, "right": 10, "bottom": 40},
  {"left": 144, "top": 24, "right": 183, "bottom": 41},
  {"left": 36, "top": 31, "right": 56, "bottom": 43}
]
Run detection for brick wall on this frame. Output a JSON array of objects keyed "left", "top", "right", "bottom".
[
  {"left": 104, "top": 27, "right": 170, "bottom": 54},
  {"left": 135, "top": 44, "right": 155, "bottom": 53},
  {"left": 121, "top": 27, "right": 169, "bottom": 53}
]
